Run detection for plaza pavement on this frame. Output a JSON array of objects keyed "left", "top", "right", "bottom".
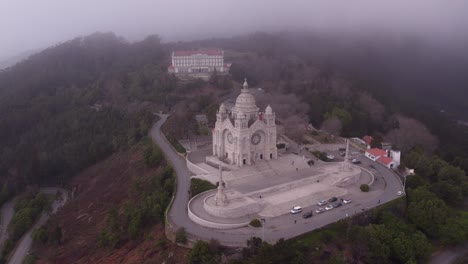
[{"left": 151, "top": 115, "right": 404, "bottom": 247}]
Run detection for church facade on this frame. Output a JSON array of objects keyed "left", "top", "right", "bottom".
[{"left": 212, "top": 80, "right": 277, "bottom": 166}]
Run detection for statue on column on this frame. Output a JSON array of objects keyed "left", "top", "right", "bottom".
[
  {"left": 341, "top": 139, "right": 352, "bottom": 172},
  {"left": 215, "top": 166, "right": 228, "bottom": 206}
]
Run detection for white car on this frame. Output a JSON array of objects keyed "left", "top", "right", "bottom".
[
  {"left": 317, "top": 200, "right": 327, "bottom": 206},
  {"left": 397, "top": 191, "right": 405, "bottom": 196},
  {"left": 343, "top": 199, "right": 352, "bottom": 204},
  {"left": 326, "top": 154, "right": 335, "bottom": 160},
  {"left": 325, "top": 204, "right": 334, "bottom": 211},
  {"left": 315, "top": 208, "right": 325, "bottom": 214},
  {"left": 290, "top": 206, "right": 302, "bottom": 214}
]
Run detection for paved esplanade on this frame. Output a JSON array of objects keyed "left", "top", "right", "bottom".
[{"left": 151, "top": 115, "right": 404, "bottom": 246}]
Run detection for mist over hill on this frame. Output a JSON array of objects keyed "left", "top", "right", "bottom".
[{"left": 184, "top": 31, "right": 468, "bottom": 121}]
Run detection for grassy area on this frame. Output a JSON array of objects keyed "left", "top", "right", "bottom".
[
  {"left": 166, "top": 134, "right": 186, "bottom": 154},
  {"left": 306, "top": 131, "right": 339, "bottom": 144},
  {"left": 190, "top": 178, "right": 216, "bottom": 197}
]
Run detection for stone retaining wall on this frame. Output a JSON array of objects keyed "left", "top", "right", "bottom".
[
  {"left": 187, "top": 193, "right": 250, "bottom": 229},
  {"left": 186, "top": 152, "right": 208, "bottom": 175},
  {"left": 203, "top": 195, "right": 263, "bottom": 218}
]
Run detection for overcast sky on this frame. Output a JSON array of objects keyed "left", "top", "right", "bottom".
[{"left": 1, "top": 0, "right": 467, "bottom": 60}]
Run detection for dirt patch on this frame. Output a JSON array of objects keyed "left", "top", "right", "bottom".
[{"left": 33, "top": 145, "right": 189, "bottom": 263}]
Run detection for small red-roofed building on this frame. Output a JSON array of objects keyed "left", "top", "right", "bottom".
[
  {"left": 377, "top": 156, "right": 396, "bottom": 169},
  {"left": 365, "top": 148, "right": 387, "bottom": 161}
]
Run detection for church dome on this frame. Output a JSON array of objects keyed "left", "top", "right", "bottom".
[
  {"left": 232, "top": 79, "right": 259, "bottom": 114},
  {"left": 265, "top": 105, "right": 273, "bottom": 114}
]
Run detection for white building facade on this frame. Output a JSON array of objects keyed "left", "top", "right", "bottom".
[
  {"left": 168, "top": 49, "right": 229, "bottom": 74},
  {"left": 212, "top": 80, "right": 277, "bottom": 166}
]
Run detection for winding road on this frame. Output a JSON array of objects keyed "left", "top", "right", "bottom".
[
  {"left": 0, "top": 187, "right": 68, "bottom": 264},
  {"left": 151, "top": 115, "right": 405, "bottom": 246}
]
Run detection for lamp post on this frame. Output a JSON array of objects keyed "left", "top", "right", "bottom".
[{"left": 261, "top": 218, "right": 266, "bottom": 242}]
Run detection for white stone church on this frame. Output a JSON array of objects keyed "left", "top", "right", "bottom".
[{"left": 212, "top": 80, "right": 277, "bottom": 166}]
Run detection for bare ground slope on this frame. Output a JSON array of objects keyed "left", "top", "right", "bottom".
[{"left": 33, "top": 145, "right": 189, "bottom": 264}]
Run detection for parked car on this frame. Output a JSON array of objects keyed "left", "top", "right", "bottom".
[
  {"left": 351, "top": 159, "right": 361, "bottom": 164},
  {"left": 397, "top": 191, "right": 405, "bottom": 196},
  {"left": 326, "top": 154, "right": 335, "bottom": 160},
  {"left": 325, "top": 204, "right": 334, "bottom": 211},
  {"left": 343, "top": 199, "right": 352, "bottom": 204},
  {"left": 317, "top": 200, "right": 327, "bottom": 206},
  {"left": 338, "top": 147, "right": 346, "bottom": 152},
  {"left": 302, "top": 211, "right": 313, "bottom": 219},
  {"left": 328, "top": 196, "right": 338, "bottom": 202},
  {"left": 340, "top": 151, "right": 346, "bottom": 157},
  {"left": 307, "top": 160, "right": 315, "bottom": 166},
  {"left": 315, "top": 208, "right": 325, "bottom": 214},
  {"left": 290, "top": 206, "right": 302, "bottom": 214},
  {"left": 333, "top": 202, "right": 342, "bottom": 208}
]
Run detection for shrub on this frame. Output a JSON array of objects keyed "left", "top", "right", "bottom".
[
  {"left": 98, "top": 230, "right": 119, "bottom": 249},
  {"left": 250, "top": 219, "right": 262, "bottom": 228},
  {"left": 276, "top": 143, "right": 286, "bottom": 149},
  {"left": 143, "top": 144, "right": 162, "bottom": 167},
  {"left": 23, "top": 255, "right": 35, "bottom": 264},
  {"left": 32, "top": 227, "right": 48, "bottom": 243},
  {"left": 360, "top": 184, "right": 370, "bottom": 192},
  {"left": 175, "top": 227, "right": 187, "bottom": 244},
  {"left": 312, "top": 151, "right": 327, "bottom": 161}
]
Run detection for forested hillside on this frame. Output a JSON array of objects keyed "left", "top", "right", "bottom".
[
  {"left": 0, "top": 33, "right": 170, "bottom": 198},
  {"left": 0, "top": 31, "right": 466, "bottom": 263}
]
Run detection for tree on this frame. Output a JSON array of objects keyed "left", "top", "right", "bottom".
[
  {"left": 407, "top": 187, "right": 449, "bottom": 238},
  {"left": 439, "top": 214, "right": 468, "bottom": 245},
  {"left": 321, "top": 117, "right": 342, "bottom": 138},
  {"left": 175, "top": 227, "right": 187, "bottom": 244},
  {"left": 357, "top": 92, "right": 386, "bottom": 124},
  {"left": 366, "top": 225, "right": 391, "bottom": 263},
  {"left": 188, "top": 240, "right": 218, "bottom": 264},
  {"left": 385, "top": 115, "right": 438, "bottom": 153}
]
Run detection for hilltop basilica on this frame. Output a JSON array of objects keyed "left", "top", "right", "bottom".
[{"left": 212, "top": 80, "right": 277, "bottom": 166}]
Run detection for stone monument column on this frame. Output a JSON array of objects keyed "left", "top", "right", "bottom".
[
  {"left": 215, "top": 166, "right": 228, "bottom": 206},
  {"left": 341, "top": 139, "right": 352, "bottom": 172}
]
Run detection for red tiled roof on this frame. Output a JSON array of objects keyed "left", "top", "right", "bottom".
[
  {"left": 362, "top": 135, "right": 373, "bottom": 145},
  {"left": 173, "top": 49, "right": 222, "bottom": 56},
  {"left": 366, "top": 148, "right": 387, "bottom": 157},
  {"left": 377, "top": 156, "right": 393, "bottom": 165}
]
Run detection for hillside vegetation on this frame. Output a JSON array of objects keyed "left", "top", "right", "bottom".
[{"left": 0, "top": 31, "right": 466, "bottom": 263}]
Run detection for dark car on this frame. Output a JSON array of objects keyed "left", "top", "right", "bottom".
[
  {"left": 302, "top": 211, "right": 313, "bottom": 219},
  {"left": 352, "top": 159, "right": 361, "bottom": 164},
  {"left": 307, "top": 160, "right": 315, "bottom": 166},
  {"left": 328, "top": 197, "right": 338, "bottom": 202},
  {"left": 333, "top": 202, "right": 342, "bottom": 208}
]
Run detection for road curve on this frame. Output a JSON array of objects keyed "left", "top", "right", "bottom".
[
  {"left": 151, "top": 115, "right": 404, "bottom": 246},
  {"left": 0, "top": 199, "right": 16, "bottom": 250},
  {"left": 7, "top": 187, "right": 68, "bottom": 264}
]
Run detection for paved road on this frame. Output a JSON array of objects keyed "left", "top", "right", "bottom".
[
  {"left": 428, "top": 243, "right": 468, "bottom": 264},
  {"left": 151, "top": 115, "right": 404, "bottom": 246},
  {"left": 7, "top": 187, "right": 68, "bottom": 264},
  {"left": 0, "top": 199, "right": 16, "bottom": 250}
]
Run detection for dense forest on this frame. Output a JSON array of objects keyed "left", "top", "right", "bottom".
[{"left": 0, "top": 31, "right": 467, "bottom": 263}]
